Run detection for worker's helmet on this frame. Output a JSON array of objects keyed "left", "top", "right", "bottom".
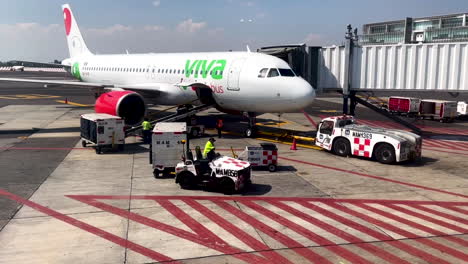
[{"left": 209, "top": 137, "right": 216, "bottom": 142}]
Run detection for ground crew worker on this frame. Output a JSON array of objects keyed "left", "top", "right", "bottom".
[
  {"left": 203, "top": 137, "right": 216, "bottom": 161},
  {"left": 142, "top": 118, "right": 152, "bottom": 144},
  {"left": 216, "top": 117, "right": 224, "bottom": 138}
]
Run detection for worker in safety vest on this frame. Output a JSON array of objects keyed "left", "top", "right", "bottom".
[
  {"left": 203, "top": 137, "right": 216, "bottom": 161},
  {"left": 216, "top": 117, "right": 224, "bottom": 138},
  {"left": 142, "top": 118, "right": 153, "bottom": 144}
]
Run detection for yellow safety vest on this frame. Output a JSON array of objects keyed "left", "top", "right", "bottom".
[
  {"left": 203, "top": 141, "right": 215, "bottom": 158},
  {"left": 142, "top": 121, "right": 152, "bottom": 131}
]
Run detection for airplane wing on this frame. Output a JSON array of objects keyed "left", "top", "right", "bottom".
[
  {"left": 0, "top": 77, "right": 110, "bottom": 88},
  {"left": 0, "top": 77, "right": 169, "bottom": 95}
]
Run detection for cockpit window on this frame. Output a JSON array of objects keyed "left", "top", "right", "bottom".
[
  {"left": 258, "top": 68, "right": 268, "bottom": 78},
  {"left": 278, "top": 68, "right": 296, "bottom": 77},
  {"left": 267, "top": 68, "right": 280, "bottom": 78}
]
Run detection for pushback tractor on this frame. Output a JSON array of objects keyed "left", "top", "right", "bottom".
[{"left": 315, "top": 116, "right": 422, "bottom": 164}]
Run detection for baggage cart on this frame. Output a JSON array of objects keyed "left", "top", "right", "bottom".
[
  {"left": 420, "top": 100, "right": 457, "bottom": 122},
  {"left": 458, "top": 102, "right": 467, "bottom": 116},
  {"left": 80, "top": 113, "right": 125, "bottom": 154},
  {"left": 238, "top": 143, "right": 278, "bottom": 172},
  {"left": 388, "top": 97, "right": 421, "bottom": 115}
]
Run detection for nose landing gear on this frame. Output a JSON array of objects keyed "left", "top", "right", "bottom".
[{"left": 244, "top": 112, "right": 257, "bottom": 138}]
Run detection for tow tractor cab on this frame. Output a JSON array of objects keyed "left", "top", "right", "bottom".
[
  {"left": 316, "top": 116, "right": 422, "bottom": 164},
  {"left": 175, "top": 142, "right": 252, "bottom": 194}
]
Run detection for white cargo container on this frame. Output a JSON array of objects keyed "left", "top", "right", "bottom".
[
  {"left": 151, "top": 122, "right": 187, "bottom": 177},
  {"left": 458, "top": 102, "right": 468, "bottom": 116},
  {"left": 419, "top": 100, "right": 458, "bottom": 122},
  {"left": 80, "top": 113, "right": 125, "bottom": 154}
]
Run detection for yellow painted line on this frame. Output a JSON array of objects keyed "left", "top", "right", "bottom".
[
  {"left": 55, "top": 100, "right": 92, "bottom": 107},
  {"left": 320, "top": 110, "right": 339, "bottom": 113},
  {"left": 0, "top": 94, "right": 62, "bottom": 100}
]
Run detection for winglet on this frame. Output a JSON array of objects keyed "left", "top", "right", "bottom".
[{"left": 246, "top": 45, "right": 251, "bottom": 52}]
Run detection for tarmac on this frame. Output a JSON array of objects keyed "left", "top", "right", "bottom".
[{"left": 1, "top": 71, "right": 468, "bottom": 263}]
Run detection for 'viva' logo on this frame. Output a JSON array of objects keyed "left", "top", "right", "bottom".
[{"left": 185, "top": 59, "right": 226, "bottom": 80}]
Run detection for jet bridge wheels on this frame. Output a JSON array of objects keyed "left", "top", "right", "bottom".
[
  {"left": 375, "top": 143, "right": 396, "bottom": 164},
  {"left": 332, "top": 138, "right": 351, "bottom": 157}
]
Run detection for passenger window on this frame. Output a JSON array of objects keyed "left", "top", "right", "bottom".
[
  {"left": 267, "top": 68, "right": 280, "bottom": 78},
  {"left": 319, "top": 121, "right": 334, "bottom": 135},
  {"left": 258, "top": 68, "right": 268, "bottom": 78}
]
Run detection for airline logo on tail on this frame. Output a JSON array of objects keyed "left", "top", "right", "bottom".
[{"left": 62, "top": 4, "right": 92, "bottom": 58}]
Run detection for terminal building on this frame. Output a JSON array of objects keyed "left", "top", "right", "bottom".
[{"left": 359, "top": 13, "right": 468, "bottom": 45}]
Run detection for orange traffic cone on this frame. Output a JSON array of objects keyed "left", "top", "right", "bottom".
[
  {"left": 64, "top": 98, "right": 68, "bottom": 104},
  {"left": 290, "top": 137, "right": 297, "bottom": 151}
]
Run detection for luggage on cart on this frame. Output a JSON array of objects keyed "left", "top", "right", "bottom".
[{"left": 238, "top": 143, "right": 278, "bottom": 172}]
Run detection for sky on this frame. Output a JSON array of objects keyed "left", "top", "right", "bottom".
[{"left": 0, "top": 0, "right": 467, "bottom": 61}]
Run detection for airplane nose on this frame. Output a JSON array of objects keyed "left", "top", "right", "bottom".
[{"left": 294, "top": 78, "right": 316, "bottom": 108}]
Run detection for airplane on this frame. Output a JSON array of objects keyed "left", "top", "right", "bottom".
[
  {"left": 0, "top": 4, "right": 315, "bottom": 137},
  {"left": 10, "top": 66, "right": 25, "bottom": 72}
]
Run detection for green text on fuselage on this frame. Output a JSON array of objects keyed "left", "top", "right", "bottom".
[{"left": 185, "top": 59, "right": 226, "bottom": 80}]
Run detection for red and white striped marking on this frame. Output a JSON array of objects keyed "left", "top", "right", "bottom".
[{"left": 3, "top": 189, "right": 468, "bottom": 263}]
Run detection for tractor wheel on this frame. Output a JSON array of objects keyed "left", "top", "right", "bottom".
[
  {"left": 191, "top": 128, "right": 199, "bottom": 138},
  {"left": 178, "top": 171, "right": 196, "bottom": 189},
  {"left": 219, "top": 178, "right": 235, "bottom": 195},
  {"left": 153, "top": 169, "right": 162, "bottom": 179},
  {"left": 375, "top": 144, "right": 396, "bottom": 164},
  {"left": 332, "top": 138, "right": 351, "bottom": 157}
]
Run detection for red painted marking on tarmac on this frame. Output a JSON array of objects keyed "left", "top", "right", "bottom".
[
  {"left": 211, "top": 200, "right": 332, "bottom": 264},
  {"left": 156, "top": 199, "right": 272, "bottom": 264},
  {"left": 69, "top": 196, "right": 273, "bottom": 264},
  {"left": 302, "top": 110, "right": 317, "bottom": 127},
  {"left": 296, "top": 201, "right": 439, "bottom": 262},
  {"left": 279, "top": 156, "right": 468, "bottom": 199},
  {"left": 326, "top": 202, "right": 451, "bottom": 264},
  {"left": 423, "top": 147, "right": 468, "bottom": 156},
  {"left": 356, "top": 203, "right": 468, "bottom": 263},
  {"left": 0, "top": 189, "right": 178, "bottom": 263},
  {"left": 184, "top": 199, "right": 294, "bottom": 264},
  {"left": 241, "top": 200, "right": 373, "bottom": 264},
  {"left": 7, "top": 193, "right": 468, "bottom": 263},
  {"left": 268, "top": 200, "right": 410, "bottom": 264}
]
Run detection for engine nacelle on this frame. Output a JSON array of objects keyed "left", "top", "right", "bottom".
[{"left": 95, "top": 91, "right": 146, "bottom": 126}]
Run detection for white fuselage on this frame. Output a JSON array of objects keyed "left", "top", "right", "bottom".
[{"left": 71, "top": 51, "right": 315, "bottom": 113}]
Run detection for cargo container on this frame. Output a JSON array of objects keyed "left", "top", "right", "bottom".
[
  {"left": 150, "top": 122, "right": 187, "bottom": 178},
  {"left": 419, "top": 100, "right": 458, "bottom": 122},
  {"left": 388, "top": 97, "right": 421, "bottom": 115},
  {"left": 80, "top": 113, "right": 125, "bottom": 154}
]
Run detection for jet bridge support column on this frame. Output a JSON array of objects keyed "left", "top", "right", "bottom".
[{"left": 342, "top": 25, "right": 358, "bottom": 115}]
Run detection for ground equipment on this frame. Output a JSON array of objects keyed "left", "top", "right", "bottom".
[
  {"left": 174, "top": 143, "right": 251, "bottom": 194},
  {"left": 150, "top": 122, "right": 187, "bottom": 178},
  {"left": 388, "top": 97, "right": 421, "bottom": 116},
  {"left": 419, "top": 100, "right": 458, "bottom": 122},
  {"left": 315, "top": 115, "right": 422, "bottom": 164},
  {"left": 80, "top": 113, "right": 125, "bottom": 154},
  {"left": 237, "top": 143, "right": 278, "bottom": 172}
]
